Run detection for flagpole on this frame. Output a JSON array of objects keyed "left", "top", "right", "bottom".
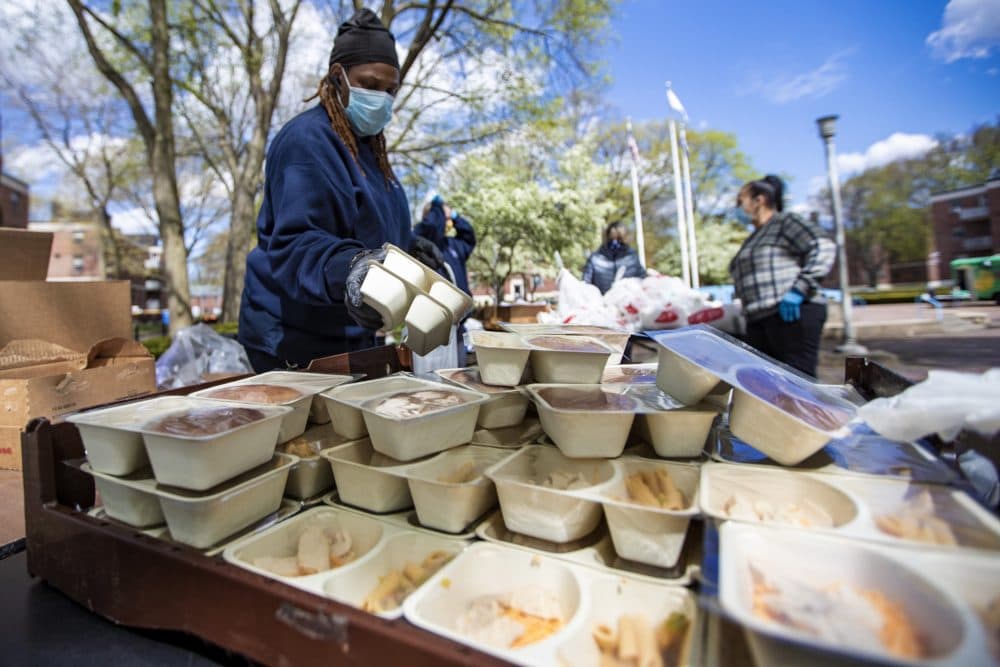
[
  {"left": 668, "top": 117, "right": 691, "bottom": 287},
  {"left": 679, "top": 123, "right": 699, "bottom": 288},
  {"left": 625, "top": 118, "right": 647, "bottom": 268}
]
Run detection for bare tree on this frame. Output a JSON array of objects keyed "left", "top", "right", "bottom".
[
  {"left": 175, "top": 0, "right": 302, "bottom": 320},
  {"left": 67, "top": 0, "right": 193, "bottom": 334}
]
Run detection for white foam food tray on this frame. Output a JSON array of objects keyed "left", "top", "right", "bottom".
[
  {"left": 712, "top": 426, "right": 959, "bottom": 485},
  {"left": 191, "top": 378, "right": 319, "bottom": 444},
  {"left": 401, "top": 445, "right": 517, "bottom": 534},
  {"left": 209, "top": 370, "right": 355, "bottom": 424},
  {"left": 280, "top": 423, "right": 356, "bottom": 499},
  {"left": 648, "top": 327, "right": 856, "bottom": 464},
  {"left": 468, "top": 330, "right": 534, "bottom": 387},
  {"left": 68, "top": 396, "right": 290, "bottom": 488},
  {"left": 320, "top": 438, "right": 418, "bottom": 513},
  {"left": 403, "top": 542, "right": 700, "bottom": 666},
  {"left": 470, "top": 417, "right": 546, "bottom": 448},
  {"left": 486, "top": 445, "right": 700, "bottom": 567},
  {"left": 701, "top": 462, "right": 1000, "bottom": 553},
  {"left": 81, "top": 454, "right": 296, "bottom": 549},
  {"left": 525, "top": 335, "right": 614, "bottom": 384},
  {"left": 357, "top": 378, "right": 489, "bottom": 461},
  {"left": 320, "top": 374, "right": 428, "bottom": 439},
  {"left": 383, "top": 244, "right": 473, "bottom": 324},
  {"left": 321, "top": 492, "right": 484, "bottom": 541},
  {"left": 500, "top": 323, "right": 632, "bottom": 366},
  {"left": 526, "top": 383, "right": 719, "bottom": 459},
  {"left": 88, "top": 498, "right": 301, "bottom": 557},
  {"left": 223, "top": 506, "right": 469, "bottom": 619},
  {"left": 475, "top": 511, "right": 700, "bottom": 586},
  {"left": 718, "top": 521, "right": 990, "bottom": 667},
  {"left": 435, "top": 367, "right": 530, "bottom": 429}
]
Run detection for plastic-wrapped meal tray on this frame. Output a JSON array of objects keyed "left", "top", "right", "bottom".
[
  {"left": 322, "top": 443, "right": 515, "bottom": 534},
  {"left": 320, "top": 374, "right": 429, "bottom": 439},
  {"left": 80, "top": 454, "right": 296, "bottom": 549},
  {"left": 468, "top": 330, "right": 534, "bottom": 387},
  {"left": 648, "top": 326, "right": 857, "bottom": 465},
  {"left": 475, "top": 511, "right": 701, "bottom": 586},
  {"left": 279, "top": 423, "right": 357, "bottom": 500},
  {"left": 601, "top": 363, "right": 658, "bottom": 385},
  {"left": 718, "top": 521, "right": 991, "bottom": 667},
  {"left": 712, "top": 424, "right": 959, "bottom": 485},
  {"left": 500, "top": 323, "right": 631, "bottom": 366},
  {"left": 67, "top": 396, "right": 290, "bottom": 488},
  {"left": 192, "top": 371, "right": 351, "bottom": 443},
  {"left": 321, "top": 492, "right": 486, "bottom": 541},
  {"left": 355, "top": 378, "right": 490, "bottom": 461},
  {"left": 470, "top": 417, "right": 546, "bottom": 448},
  {"left": 524, "top": 335, "right": 614, "bottom": 385},
  {"left": 202, "top": 370, "right": 354, "bottom": 425},
  {"left": 402, "top": 542, "right": 700, "bottom": 667},
  {"left": 525, "top": 384, "right": 719, "bottom": 459},
  {"left": 435, "top": 367, "right": 530, "bottom": 429},
  {"left": 701, "top": 462, "right": 1000, "bottom": 553},
  {"left": 485, "top": 445, "right": 700, "bottom": 568},
  {"left": 223, "top": 506, "right": 469, "bottom": 620}
]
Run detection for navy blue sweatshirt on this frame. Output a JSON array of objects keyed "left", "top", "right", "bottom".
[
  {"left": 413, "top": 201, "right": 476, "bottom": 295},
  {"left": 239, "top": 105, "right": 411, "bottom": 366}
]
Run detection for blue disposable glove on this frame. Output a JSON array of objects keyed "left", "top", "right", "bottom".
[{"left": 778, "top": 288, "right": 805, "bottom": 322}]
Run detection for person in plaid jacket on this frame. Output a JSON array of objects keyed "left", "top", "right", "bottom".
[{"left": 729, "top": 175, "right": 835, "bottom": 377}]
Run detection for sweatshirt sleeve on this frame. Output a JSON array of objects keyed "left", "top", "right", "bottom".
[
  {"left": 264, "top": 158, "right": 365, "bottom": 305},
  {"left": 450, "top": 214, "right": 476, "bottom": 261},
  {"left": 783, "top": 215, "right": 836, "bottom": 298},
  {"left": 413, "top": 202, "right": 447, "bottom": 247}
]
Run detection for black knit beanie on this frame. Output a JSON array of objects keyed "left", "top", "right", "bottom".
[{"left": 328, "top": 8, "right": 400, "bottom": 71}]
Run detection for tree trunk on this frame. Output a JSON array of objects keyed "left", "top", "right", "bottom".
[{"left": 220, "top": 185, "right": 257, "bottom": 322}]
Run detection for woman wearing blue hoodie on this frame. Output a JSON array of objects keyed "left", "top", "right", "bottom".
[{"left": 238, "top": 9, "right": 441, "bottom": 372}]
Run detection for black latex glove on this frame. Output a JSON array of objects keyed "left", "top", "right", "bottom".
[
  {"left": 345, "top": 247, "right": 388, "bottom": 330},
  {"left": 409, "top": 235, "right": 445, "bottom": 271}
]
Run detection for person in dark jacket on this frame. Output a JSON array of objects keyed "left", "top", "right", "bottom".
[
  {"left": 413, "top": 195, "right": 476, "bottom": 295},
  {"left": 238, "top": 8, "right": 442, "bottom": 372},
  {"left": 729, "top": 175, "right": 835, "bottom": 377},
  {"left": 582, "top": 221, "right": 647, "bottom": 294}
]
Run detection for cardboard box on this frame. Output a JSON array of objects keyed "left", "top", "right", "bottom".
[
  {"left": 0, "top": 229, "right": 155, "bottom": 470},
  {"left": 0, "top": 228, "right": 53, "bottom": 281}
]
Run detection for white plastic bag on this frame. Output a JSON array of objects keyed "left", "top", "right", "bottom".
[
  {"left": 859, "top": 369, "right": 1000, "bottom": 442},
  {"left": 154, "top": 323, "right": 253, "bottom": 390}
]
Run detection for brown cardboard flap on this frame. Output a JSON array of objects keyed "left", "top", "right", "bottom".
[
  {"left": 86, "top": 338, "right": 153, "bottom": 367},
  {"left": 0, "top": 281, "right": 132, "bottom": 351},
  {"left": 0, "top": 229, "right": 53, "bottom": 280},
  {"left": 0, "top": 340, "right": 87, "bottom": 377}
]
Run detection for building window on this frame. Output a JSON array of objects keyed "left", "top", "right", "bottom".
[
  {"left": 72, "top": 256, "right": 84, "bottom": 273},
  {"left": 73, "top": 230, "right": 86, "bottom": 243},
  {"left": 951, "top": 226, "right": 965, "bottom": 239}
]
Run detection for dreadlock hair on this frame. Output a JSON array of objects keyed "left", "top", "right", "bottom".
[{"left": 306, "top": 66, "right": 398, "bottom": 189}]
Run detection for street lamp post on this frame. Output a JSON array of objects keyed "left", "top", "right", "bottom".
[{"left": 816, "top": 115, "right": 867, "bottom": 355}]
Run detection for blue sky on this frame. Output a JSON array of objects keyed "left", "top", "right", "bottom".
[{"left": 602, "top": 0, "right": 1000, "bottom": 208}]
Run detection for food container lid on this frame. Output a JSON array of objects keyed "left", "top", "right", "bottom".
[
  {"left": 357, "top": 381, "right": 490, "bottom": 423},
  {"left": 433, "top": 367, "right": 521, "bottom": 396},
  {"left": 648, "top": 325, "right": 857, "bottom": 433},
  {"left": 524, "top": 334, "right": 614, "bottom": 355}
]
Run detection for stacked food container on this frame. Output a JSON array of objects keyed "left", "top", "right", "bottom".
[
  {"left": 647, "top": 325, "right": 1000, "bottom": 667},
  {"left": 69, "top": 371, "right": 353, "bottom": 550}
]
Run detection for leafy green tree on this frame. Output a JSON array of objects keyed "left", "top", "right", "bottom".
[{"left": 437, "top": 125, "right": 613, "bottom": 312}]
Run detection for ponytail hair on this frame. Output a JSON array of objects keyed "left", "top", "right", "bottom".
[{"left": 742, "top": 174, "right": 785, "bottom": 212}]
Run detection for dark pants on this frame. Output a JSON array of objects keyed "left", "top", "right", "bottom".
[{"left": 744, "top": 302, "right": 827, "bottom": 378}]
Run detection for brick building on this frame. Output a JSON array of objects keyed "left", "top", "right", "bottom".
[
  {"left": 27, "top": 219, "right": 106, "bottom": 279},
  {"left": 929, "top": 170, "right": 1000, "bottom": 276},
  {"left": 0, "top": 172, "right": 29, "bottom": 229}
]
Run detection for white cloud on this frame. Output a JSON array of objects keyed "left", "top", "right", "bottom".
[
  {"left": 836, "top": 132, "right": 938, "bottom": 175},
  {"left": 754, "top": 50, "right": 852, "bottom": 104},
  {"left": 927, "top": 0, "right": 1000, "bottom": 63},
  {"left": 109, "top": 206, "right": 157, "bottom": 234}
]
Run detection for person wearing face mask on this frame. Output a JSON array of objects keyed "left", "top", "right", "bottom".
[
  {"left": 729, "top": 175, "right": 836, "bottom": 377},
  {"left": 582, "top": 221, "right": 647, "bottom": 294},
  {"left": 238, "top": 8, "right": 444, "bottom": 372}
]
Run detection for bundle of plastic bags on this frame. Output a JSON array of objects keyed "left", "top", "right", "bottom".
[
  {"left": 154, "top": 323, "right": 253, "bottom": 390},
  {"left": 538, "top": 269, "right": 736, "bottom": 333}
]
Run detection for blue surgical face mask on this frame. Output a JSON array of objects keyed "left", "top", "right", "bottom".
[
  {"left": 734, "top": 208, "right": 753, "bottom": 231},
  {"left": 345, "top": 85, "right": 394, "bottom": 137}
]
